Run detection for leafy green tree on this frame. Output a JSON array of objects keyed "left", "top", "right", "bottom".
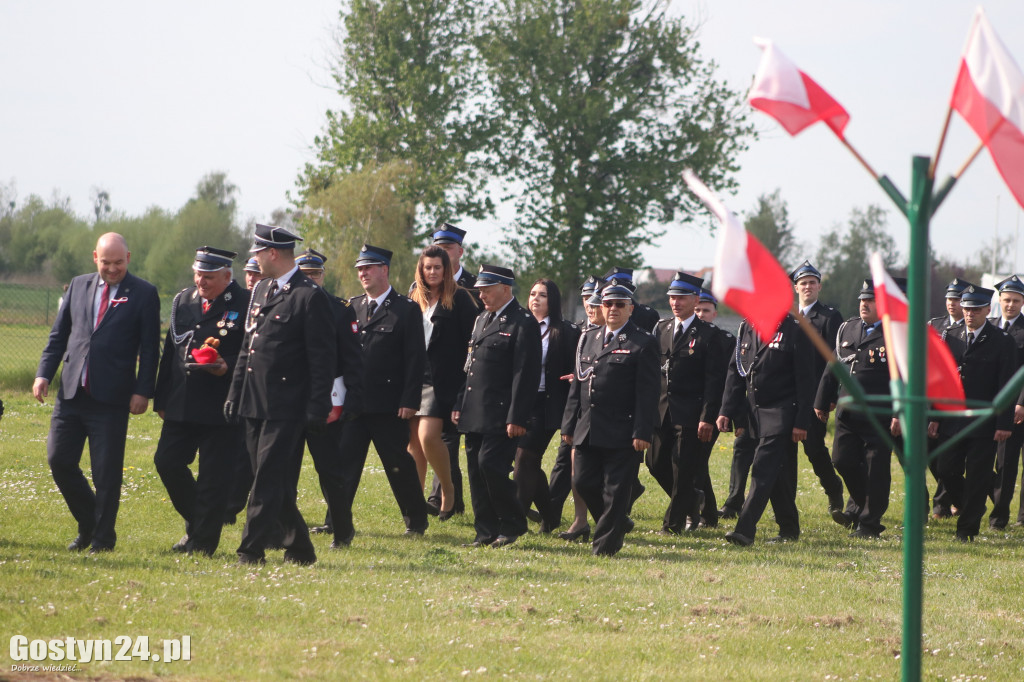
[
  {"left": 477, "top": 0, "right": 754, "bottom": 297},
  {"left": 815, "top": 205, "right": 900, "bottom": 318},
  {"left": 302, "top": 160, "right": 417, "bottom": 298},
  {"left": 745, "top": 189, "right": 799, "bottom": 270},
  {"left": 298, "top": 0, "right": 491, "bottom": 235}
]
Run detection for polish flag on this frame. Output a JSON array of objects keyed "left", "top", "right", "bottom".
[
  {"left": 869, "top": 254, "right": 964, "bottom": 411},
  {"left": 684, "top": 170, "right": 793, "bottom": 343},
  {"left": 749, "top": 38, "right": 850, "bottom": 139},
  {"left": 950, "top": 8, "right": 1024, "bottom": 210}
]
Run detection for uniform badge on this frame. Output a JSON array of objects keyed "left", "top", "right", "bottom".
[
  {"left": 228, "top": 311, "right": 239, "bottom": 320},
  {"left": 618, "top": 334, "right": 627, "bottom": 343},
  {"left": 219, "top": 329, "right": 227, "bottom": 336},
  {"left": 224, "top": 292, "right": 232, "bottom": 302},
  {"left": 351, "top": 322, "right": 359, "bottom": 334},
  {"left": 688, "top": 338, "right": 696, "bottom": 355},
  {"left": 217, "top": 320, "right": 226, "bottom": 328},
  {"left": 500, "top": 315, "right": 507, "bottom": 323},
  {"left": 282, "top": 283, "right": 291, "bottom": 293}
]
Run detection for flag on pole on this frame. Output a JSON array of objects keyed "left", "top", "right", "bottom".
[
  {"left": 950, "top": 8, "right": 1024, "bottom": 210},
  {"left": 684, "top": 170, "right": 793, "bottom": 343},
  {"left": 749, "top": 38, "right": 850, "bottom": 139},
  {"left": 869, "top": 253, "right": 964, "bottom": 411}
]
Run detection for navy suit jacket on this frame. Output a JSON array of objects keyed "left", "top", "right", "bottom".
[{"left": 37, "top": 271, "right": 161, "bottom": 408}]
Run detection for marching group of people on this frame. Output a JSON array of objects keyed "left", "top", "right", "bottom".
[{"left": 31, "top": 227, "right": 1024, "bottom": 563}]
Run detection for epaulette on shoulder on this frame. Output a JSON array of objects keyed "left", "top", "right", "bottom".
[
  {"left": 340, "top": 297, "right": 351, "bottom": 307},
  {"left": 567, "top": 321, "right": 579, "bottom": 330},
  {"left": 845, "top": 315, "right": 860, "bottom": 324}
]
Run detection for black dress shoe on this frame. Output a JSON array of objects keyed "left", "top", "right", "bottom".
[
  {"left": 404, "top": 528, "right": 426, "bottom": 537},
  {"left": 425, "top": 500, "right": 441, "bottom": 517},
  {"left": 659, "top": 527, "right": 682, "bottom": 536},
  {"left": 725, "top": 531, "right": 754, "bottom": 546},
  {"left": 222, "top": 514, "right": 236, "bottom": 525},
  {"left": 462, "top": 538, "right": 496, "bottom": 548},
  {"left": 558, "top": 526, "right": 590, "bottom": 542},
  {"left": 310, "top": 524, "right": 333, "bottom": 534},
  {"left": 283, "top": 551, "right": 317, "bottom": 566},
  {"left": 88, "top": 545, "right": 113, "bottom": 555},
  {"left": 954, "top": 533, "right": 974, "bottom": 543},
  {"left": 766, "top": 534, "right": 798, "bottom": 544},
  {"left": 989, "top": 518, "right": 1007, "bottom": 530},
  {"left": 831, "top": 508, "right": 854, "bottom": 528},
  {"left": 238, "top": 553, "right": 266, "bottom": 565},
  {"left": 331, "top": 529, "right": 356, "bottom": 548},
  {"left": 171, "top": 535, "right": 190, "bottom": 553},
  {"left": 67, "top": 535, "right": 92, "bottom": 552},
  {"left": 525, "top": 508, "right": 543, "bottom": 523},
  {"left": 438, "top": 507, "right": 456, "bottom": 522},
  {"left": 718, "top": 507, "right": 739, "bottom": 520},
  {"left": 538, "top": 518, "right": 560, "bottom": 534},
  {"left": 624, "top": 517, "right": 635, "bottom": 533},
  {"left": 490, "top": 535, "right": 519, "bottom": 548},
  {"left": 850, "top": 528, "right": 881, "bottom": 539}
]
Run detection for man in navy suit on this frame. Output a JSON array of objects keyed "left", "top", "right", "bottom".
[{"left": 34, "top": 232, "right": 161, "bottom": 553}]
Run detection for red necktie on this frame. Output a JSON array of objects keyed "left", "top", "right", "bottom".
[
  {"left": 202, "top": 300, "right": 211, "bottom": 314},
  {"left": 95, "top": 283, "right": 110, "bottom": 329}
]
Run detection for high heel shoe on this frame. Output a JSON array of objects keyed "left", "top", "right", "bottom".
[
  {"left": 558, "top": 526, "right": 590, "bottom": 542},
  {"left": 438, "top": 507, "right": 456, "bottom": 522}
]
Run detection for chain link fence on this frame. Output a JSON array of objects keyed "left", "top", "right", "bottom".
[
  {"left": 0, "top": 282, "right": 178, "bottom": 390},
  {"left": 0, "top": 283, "right": 65, "bottom": 389}
]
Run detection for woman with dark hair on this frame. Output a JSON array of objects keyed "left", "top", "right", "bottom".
[
  {"left": 514, "top": 278, "right": 581, "bottom": 532},
  {"left": 408, "top": 245, "right": 479, "bottom": 519}
]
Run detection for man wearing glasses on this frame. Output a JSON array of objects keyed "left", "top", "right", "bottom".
[{"left": 561, "top": 283, "right": 660, "bottom": 556}]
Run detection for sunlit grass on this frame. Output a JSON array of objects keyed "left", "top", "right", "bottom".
[{"left": 1, "top": 391, "right": 1023, "bottom": 680}]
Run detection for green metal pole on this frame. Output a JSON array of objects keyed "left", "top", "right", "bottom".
[{"left": 901, "top": 155, "right": 933, "bottom": 681}]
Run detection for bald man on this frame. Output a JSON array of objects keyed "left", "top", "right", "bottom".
[{"left": 35, "top": 232, "right": 161, "bottom": 553}]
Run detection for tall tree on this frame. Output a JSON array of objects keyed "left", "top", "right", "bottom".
[
  {"left": 297, "top": 0, "right": 491, "bottom": 234},
  {"left": 815, "top": 205, "right": 899, "bottom": 317},
  {"left": 745, "top": 189, "right": 799, "bottom": 269},
  {"left": 302, "top": 160, "right": 417, "bottom": 298},
  {"left": 477, "top": 0, "right": 754, "bottom": 296}
]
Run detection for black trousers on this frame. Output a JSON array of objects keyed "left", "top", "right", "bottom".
[
  {"left": 465, "top": 431, "right": 527, "bottom": 541},
  {"left": 831, "top": 414, "right": 892, "bottom": 535},
  {"left": 153, "top": 419, "right": 237, "bottom": 553},
  {"left": 335, "top": 413, "right": 427, "bottom": 541},
  {"left": 514, "top": 393, "right": 558, "bottom": 526},
  {"left": 990, "top": 421, "right": 1024, "bottom": 526},
  {"left": 646, "top": 416, "right": 700, "bottom": 531},
  {"left": 46, "top": 390, "right": 131, "bottom": 549},
  {"left": 547, "top": 440, "right": 575, "bottom": 521},
  {"left": 304, "top": 419, "right": 351, "bottom": 545},
  {"left": 694, "top": 427, "right": 721, "bottom": 523},
  {"left": 798, "top": 416, "right": 844, "bottom": 503},
  {"left": 574, "top": 442, "right": 639, "bottom": 556},
  {"left": 938, "top": 434, "right": 998, "bottom": 538},
  {"left": 722, "top": 428, "right": 757, "bottom": 513},
  {"left": 238, "top": 418, "right": 315, "bottom": 562},
  {"left": 223, "top": 437, "right": 254, "bottom": 521},
  {"left": 734, "top": 434, "right": 799, "bottom": 541},
  {"left": 427, "top": 416, "right": 465, "bottom": 512}
]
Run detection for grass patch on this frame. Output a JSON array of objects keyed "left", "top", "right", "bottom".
[{"left": 1, "top": 391, "right": 1023, "bottom": 680}]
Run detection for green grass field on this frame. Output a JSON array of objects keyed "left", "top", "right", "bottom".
[{"left": 1, "top": 391, "right": 1023, "bottom": 681}]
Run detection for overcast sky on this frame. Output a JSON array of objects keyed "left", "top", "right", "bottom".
[{"left": 3, "top": 1, "right": 1024, "bottom": 275}]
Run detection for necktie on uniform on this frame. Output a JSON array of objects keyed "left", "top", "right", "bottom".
[
  {"left": 367, "top": 300, "right": 378, "bottom": 322},
  {"left": 604, "top": 331, "right": 614, "bottom": 348},
  {"left": 484, "top": 311, "right": 495, "bottom": 326},
  {"left": 202, "top": 299, "right": 211, "bottom": 314},
  {"left": 1004, "top": 320, "right": 1010, "bottom": 331},
  {"left": 268, "top": 280, "right": 279, "bottom": 299},
  {"left": 95, "top": 283, "right": 110, "bottom": 329}
]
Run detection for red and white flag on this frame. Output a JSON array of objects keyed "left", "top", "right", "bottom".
[
  {"left": 950, "top": 8, "right": 1024, "bottom": 210},
  {"left": 869, "top": 254, "right": 964, "bottom": 411},
  {"left": 748, "top": 38, "right": 850, "bottom": 139},
  {"left": 684, "top": 170, "right": 792, "bottom": 343}
]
